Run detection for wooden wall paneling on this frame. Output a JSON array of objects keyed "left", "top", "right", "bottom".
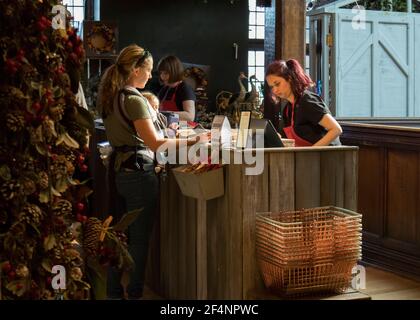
[
  {"left": 226, "top": 165, "right": 244, "bottom": 299},
  {"left": 169, "top": 173, "right": 181, "bottom": 298},
  {"left": 158, "top": 174, "right": 170, "bottom": 298},
  {"left": 242, "top": 155, "right": 270, "bottom": 299},
  {"left": 357, "top": 146, "right": 385, "bottom": 236},
  {"left": 206, "top": 187, "right": 227, "bottom": 299},
  {"left": 207, "top": 165, "right": 243, "bottom": 299},
  {"left": 344, "top": 150, "right": 358, "bottom": 212},
  {"left": 386, "top": 149, "right": 418, "bottom": 244},
  {"left": 196, "top": 199, "right": 207, "bottom": 300},
  {"left": 269, "top": 152, "right": 295, "bottom": 212},
  {"left": 295, "top": 151, "right": 321, "bottom": 209},
  {"left": 185, "top": 197, "right": 197, "bottom": 299},
  {"left": 320, "top": 151, "right": 345, "bottom": 207},
  {"left": 177, "top": 193, "right": 187, "bottom": 298}
]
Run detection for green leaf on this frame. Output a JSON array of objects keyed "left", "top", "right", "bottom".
[
  {"left": 35, "top": 143, "right": 47, "bottom": 156},
  {"left": 68, "top": 177, "right": 92, "bottom": 186},
  {"left": 62, "top": 132, "right": 80, "bottom": 149},
  {"left": 41, "top": 259, "right": 52, "bottom": 272},
  {"left": 73, "top": 106, "right": 95, "bottom": 133},
  {"left": 53, "top": 87, "right": 63, "bottom": 99},
  {"left": 54, "top": 178, "right": 69, "bottom": 193},
  {"left": 43, "top": 234, "right": 56, "bottom": 251},
  {"left": 51, "top": 186, "right": 62, "bottom": 197},
  {"left": 6, "top": 280, "right": 26, "bottom": 297},
  {"left": 39, "top": 190, "right": 49, "bottom": 203},
  {"left": 113, "top": 209, "right": 143, "bottom": 232},
  {"left": 0, "top": 165, "right": 11, "bottom": 181}
]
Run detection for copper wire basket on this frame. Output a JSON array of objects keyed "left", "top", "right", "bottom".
[{"left": 256, "top": 206, "right": 362, "bottom": 296}]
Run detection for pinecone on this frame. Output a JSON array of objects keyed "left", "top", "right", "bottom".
[
  {"left": 19, "top": 204, "right": 43, "bottom": 225},
  {"left": 52, "top": 199, "right": 72, "bottom": 216},
  {"left": 60, "top": 146, "right": 76, "bottom": 163},
  {"left": 6, "top": 112, "right": 25, "bottom": 132},
  {"left": 1, "top": 180, "right": 21, "bottom": 200},
  {"left": 53, "top": 247, "right": 62, "bottom": 261},
  {"left": 51, "top": 155, "right": 68, "bottom": 180},
  {"left": 21, "top": 177, "right": 37, "bottom": 196},
  {"left": 38, "top": 171, "right": 49, "bottom": 190},
  {"left": 83, "top": 217, "right": 103, "bottom": 255}
]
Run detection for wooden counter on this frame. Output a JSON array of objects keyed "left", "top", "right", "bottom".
[
  {"left": 146, "top": 146, "right": 359, "bottom": 299},
  {"left": 340, "top": 121, "right": 420, "bottom": 281}
]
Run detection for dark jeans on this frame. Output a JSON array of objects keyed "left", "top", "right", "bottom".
[{"left": 107, "top": 169, "right": 158, "bottom": 299}]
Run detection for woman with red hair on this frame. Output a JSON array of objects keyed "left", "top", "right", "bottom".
[{"left": 266, "top": 59, "right": 342, "bottom": 146}]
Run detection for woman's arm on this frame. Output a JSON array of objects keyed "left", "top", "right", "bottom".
[
  {"left": 133, "top": 118, "right": 205, "bottom": 152},
  {"left": 313, "top": 114, "right": 342, "bottom": 146},
  {"left": 175, "top": 100, "right": 195, "bottom": 122}
]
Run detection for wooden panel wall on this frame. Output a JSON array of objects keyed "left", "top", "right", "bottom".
[{"left": 341, "top": 122, "right": 420, "bottom": 281}]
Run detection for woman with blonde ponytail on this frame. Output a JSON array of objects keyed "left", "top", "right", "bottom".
[{"left": 97, "top": 44, "right": 207, "bottom": 299}]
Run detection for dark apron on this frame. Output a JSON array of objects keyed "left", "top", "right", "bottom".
[{"left": 160, "top": 84, "right": 180, "bottom": 112}]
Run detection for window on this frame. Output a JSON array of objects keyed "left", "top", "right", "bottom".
[
  {"left": 248, "top": 0, "right": 265, "bottom": 97},
  {"left": 248, "top": 0, "right": 265, "bottom": 39},
  {"left": 62, "top": 0, "right": 85, "bottom": 36}
]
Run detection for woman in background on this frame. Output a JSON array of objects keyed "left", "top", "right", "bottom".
[
  {"left": 265, "top": 59, "right": 342, "bottom": 147},
  {"left": 157, "top": 55, "right": 196, "bottom": 122}
]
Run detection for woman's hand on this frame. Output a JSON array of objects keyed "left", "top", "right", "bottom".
[{"left": 187, "top": 131, "right": 211, "bottom": 146}]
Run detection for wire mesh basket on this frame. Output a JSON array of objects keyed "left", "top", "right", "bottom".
[{"left": 256, "top": 206, "right": 362, "bottom": 296}]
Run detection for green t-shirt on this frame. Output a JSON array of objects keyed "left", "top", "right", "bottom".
[
  {"left": 104, "top": 94, "right": 151, "bottom": 147},
  {"left": 103, "top": 90, "right": 154, "bottom": 170}
]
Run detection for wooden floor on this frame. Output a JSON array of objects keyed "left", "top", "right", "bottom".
[
  {"left": 359, "top": 266, "right": 420, "bottom": 300},
  {"left": 143, "top": 266, "right": 420, "bottom": 300}
]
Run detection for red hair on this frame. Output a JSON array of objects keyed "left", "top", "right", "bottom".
[{"left": 266, "top": 59, "right": 314, "bottom": 99}]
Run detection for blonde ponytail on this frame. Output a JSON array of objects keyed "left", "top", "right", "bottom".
[{"left": 97, "top": 44, "right": 152, "bottom": 118}]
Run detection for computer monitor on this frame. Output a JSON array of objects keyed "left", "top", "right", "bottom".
[{"left": 247, "top": 118, "right": 284, "bottom": 148}]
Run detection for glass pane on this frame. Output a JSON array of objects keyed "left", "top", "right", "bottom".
[
  {"left": 249, "top": 26, "right": 256, "bottom": 39},
  {"left": 256, "top": 51, "right": 264, "bottom": 66},
  {"left": 73, "top": 7, "right": 84, "bottom": 22},
  {"left": 256, "top": 26, "right": 265, "bottom": 39},
  {"left": 248, "top": 67, "right": 255, "bottom": 78},
  {"left": 249, "top": 0, "right": 256, "bottom": 10},
  {"left": 62, "top": 0, "right": 73, "bottom": 5},
  {"left": 256, "top": 67, "right": 265, "bottom": 81},
  {"left": 73, "top": 0, "right": 84, "bottom": 5},
  {"left": 249, "top": 12, "right": 255, "bottom": 25},
  {"left": 256, "top": 12, "right": 265, "bottom": 25},
  {"left": 306, "top": 55, "right": 310, "bottom": 70},
  {"left": 248, "top": 51, "right": 256, "bottom": 66}
]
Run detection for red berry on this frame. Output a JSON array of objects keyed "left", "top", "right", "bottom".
[
  {"left": 16, "top": 283, "right": 23, "bottom": 290},
  {"left": 82, "top": 215, "right": 88, "bottom": 222},
  {"left": 66, "top": 41, "right": 73, "bottom": 50},
  {"left": 74, "top": 45, "right": 84, "bottom": 57},
  {"left": 40, "top": 34, "right": 48, "bottom": 43},
  {"left": 51, "top": 154, "right": 58, "bottom": 161},
  {"left": 32, "top": 102, "right": 42, "bottom": 113},
  {"left": 2, "top": 261, "right": 12, "bottom": 273},
  {"left": 8, "top": 271, "right": 16, "bottom": 280},
  {"left": 76, "top": 213, "right": 83, "bottom": 222},
  {"left": 83, "top": 145, "right": 90, "bottom": 155},
  {"left": 76, "top": 202, "right": 84, "bottom": 212},
  {"left": 80, "top": 164, "right": 88, "bottom": 172},
  {"left": 77, "top": 154, "right": 85, "bottom": 164},
  {"left": 67, "top": 29, "right": 74, "bottom": 36},
  {"left": 46, "top": 277, "right": 52, "bottom": 285}
]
